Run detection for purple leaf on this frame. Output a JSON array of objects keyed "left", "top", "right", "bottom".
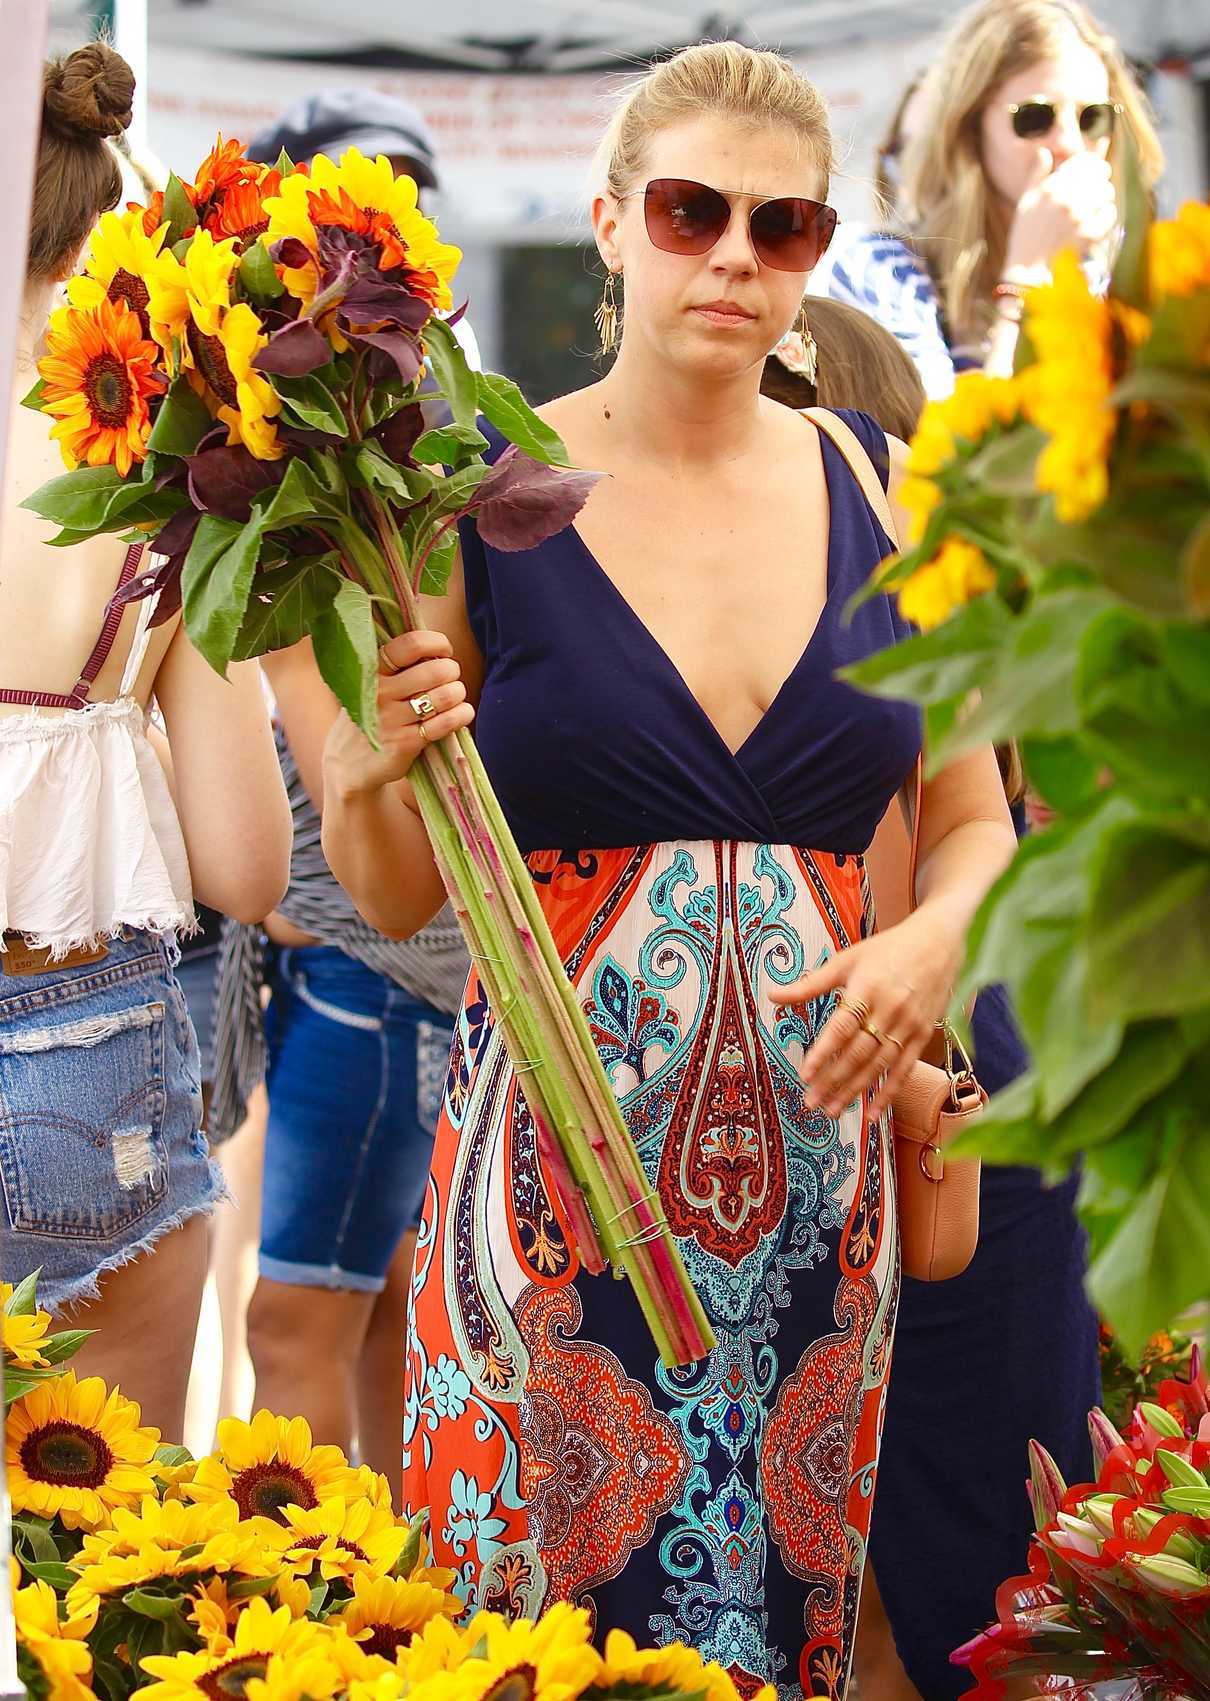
[
  {"left": 341, "top": 276, "right": 431, "bottom": 331},
  {"left": 254, "top": 318, "right": 331, "bottom": 376},
  {"left": 270, "top": 237, "right": 314, "bottom": 272},
  {"left": 472, "top": 447, "right": 603, "bottom": 551},
  {"left": 187, "top": 444, "right": 283, "bottom": 520},
  {"left": 107, "top": 551, "right": 185, "bottom": 625},
  {"left": 146, "top": 505, "right": 201, "bottom": 560},
  {"left": 373, "top": 403, "right": 425, "bottom": 465},
  {"left": 349, "top": 327, "right": 424, "bottom": 385},
  {"left": 447, "top": 299, "right": 468, "bottom": 329}
]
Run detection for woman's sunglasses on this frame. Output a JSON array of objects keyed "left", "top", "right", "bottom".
[
  {"left": 622, "top": 177, "right": 838, "bottom": 273},
  {"left": 1006, "top": 98, "right": 1119, "bottom": 142}
]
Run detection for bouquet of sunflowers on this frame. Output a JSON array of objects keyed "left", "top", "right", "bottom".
[
  {"left": 954, "top": 1349, "right": 1210, "bottom": 1699},
  {"left": 21, "top": 137, "right": 711, "bottom": 1371},
  {"left": 3, "top": 1277, "right": 755, "bottom": 1701},
  {"left": 844, "top": 147, "right": 1210, "bottom": 1355}
]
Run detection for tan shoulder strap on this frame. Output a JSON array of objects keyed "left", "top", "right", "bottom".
[
  {"left": 803, "top": 408, "right": 922, "bottom": 904},
  {"left": 803, "top": 407, "right": 900, "bottom": 550}
]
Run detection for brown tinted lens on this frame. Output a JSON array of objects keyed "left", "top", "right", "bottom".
[
  {"left": 1011, "top": 100, "right": 1056, "bottom": 139},
  {"left": 750, "top": 197, "right": 837, "bottom": 272},
  {"left": 644, "top": 179, "right": 731, "bottom": 255},
  {"left": 1080, "top": 101, "right": 1116, "bottom": 141}
]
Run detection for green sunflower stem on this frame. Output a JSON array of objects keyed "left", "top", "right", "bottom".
[{"left": 358, "top": 493, "right": 714, "bottom": 1369}]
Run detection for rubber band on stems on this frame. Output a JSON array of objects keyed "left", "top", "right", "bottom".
[{"left": 605, "top": 1190, "right": 661, "bottom": 1226}]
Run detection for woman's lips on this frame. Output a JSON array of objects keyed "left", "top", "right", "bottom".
[{"left": 692, "top": 302, "right": 755, "bottom": 325}]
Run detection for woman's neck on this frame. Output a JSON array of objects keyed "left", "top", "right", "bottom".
[
  {"left": 14, "top": 281, "right": 57, "bottom": 376},
  {"left": 595, "top": 334, "right": 766, "bottom": 469}
]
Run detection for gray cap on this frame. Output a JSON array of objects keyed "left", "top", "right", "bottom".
[{"left": 247, "top": 89, "right": 440, "bottom": 188}]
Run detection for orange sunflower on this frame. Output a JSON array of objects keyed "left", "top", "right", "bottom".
[
  {"left": 193, "top": 135, "right": 253, "bottom": 205},
  {"left": 38, "top": 298, "right": 163, "bottom": 476}
]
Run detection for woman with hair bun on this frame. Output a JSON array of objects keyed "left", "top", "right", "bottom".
[
  {"left": 0, "top": 44, "right": 290, "bottom": 1433},
  {"left": 322, "top": 38, "right": 1018, "bottom": 1690}
]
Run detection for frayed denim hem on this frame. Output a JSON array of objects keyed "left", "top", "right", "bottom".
[{"left": 37, "top": 1158, "right": 229, "bottom": 1318}]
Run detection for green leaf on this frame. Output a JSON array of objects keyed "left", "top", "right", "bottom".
[
  {"left": 154, "top": 1444, "right": 194, "bottom": 1468},
  {"left": 182, "top": 514, "right": 263, "bottom": 675},
  {"left": 124, "top": 1589, "right": 186, "bottom": 1622},
  {"left": 841, "top": 593, "right": 1013, "bottom": 701},
  {"left": 412, "top": 422, "right": 489, "bottom": 466},
  {"left": 272, "top": 147, "right": 296, "bottom": 177},
  {"left": 1021, "top": 736, "right": 1100, "bottom": 813},
  {"left": 392, "top": 1509, "right": 427, "bottom": 1580},
  {"left": 239, "top": 238, "right": 285, "bottom": 302},
  {"left": 1077, "top": 610, "right": 1210, "bottom": 805},
  {"left": 425, "top": 318, "right": 478, "bottom": 429},
  {"left": 20, "top": 464, "right": 132, "bottom": 532},
  {"left": 5, "top": 1270, "right": 41, "bottom": 1317},
  {"left": 226, "top": 1574, "right": 279, "bottom": 1601},
  {"left": 1110, "top": 125, "right": 1150, "bottom": 312},
  {"left": 26, "top": 1561, "right": 77, "bottom": 1590},
  {"left": 1086, "top": 819, "right": 1210, "bottom": 1023},
  {"left": 1087, "top": 1113, "right": 1210, "bottom": 1354},
  {"left": 352, "top": 443, "right": 435, "bottom": 505},
  {"left": 476, "top": 370, "right": 570, "bottom": 466},
  {"left": 312, "top": 579, "right": 380, "bottom": 741},
  {"left": 253, "top": 456, "right": 340, "bottom": 532},
  {"left": 12, "top": 1518, "right": 60, "bottom": 1566},
  {"left": 21, "top": 377, "right": 47, "bottom": 411},
  {"left": 963, "top": 424, "right": 1045, "bottom": 497},
  {"left": 40, "top": 1328, "right": 94, "bottom": 1365},
  {"left": 308, "top": 1581, "right": 330, "bottom": 1618},
  {"left": 1180, "top": 509, "right": 1210, "bottom": 618},
  {"left": 147, "top": 377, "right": 215, "bottom": 458},
  {"left": 277, "top": 374, "right": 348, "bottom": 438},
  {"left": 418, "top": 526, "right": 459, "bottom": 597},
  {"left": 231, "top": 557, "right": 342, "bottom": 659},
  {"left": 162, "top": 174, "right": 196, "bottom": 244}
]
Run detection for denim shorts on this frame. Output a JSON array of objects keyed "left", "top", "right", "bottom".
[
  {"left": 261, "top": 947, "right": 453, "bottom": 1293},
  {"left": 0, "top": 930, "right": 224, "bottom": 1315}
]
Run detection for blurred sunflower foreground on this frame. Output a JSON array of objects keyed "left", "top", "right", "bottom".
[
  {"left": 3, "top": 1278, "right": 766, "bottom": 1701},
  {"left": 845, "top": 165, "right": 1210, "bottom": 1359}
]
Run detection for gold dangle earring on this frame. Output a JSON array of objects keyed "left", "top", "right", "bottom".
[
  {"left": 596, "top": 268, "right": 621, "bottom": 355},
  {"left": 795, "top": 301, "right": 819, "bottom": 385}
]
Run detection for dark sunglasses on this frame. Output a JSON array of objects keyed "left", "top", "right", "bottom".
[
  {"left": 623, "top": 177, "right": 838, "bottom": 273},
  {"left": 1007, "top": 98, "right": 1119, "bottom": 142}
]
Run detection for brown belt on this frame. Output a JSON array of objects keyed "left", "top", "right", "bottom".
[{"left": 1, "top": 932, "right": 111, "bottom": 978}]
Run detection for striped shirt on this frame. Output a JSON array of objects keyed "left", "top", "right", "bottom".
[{"left": 208, "top": 727, "right": 468, "bottom": 1142}]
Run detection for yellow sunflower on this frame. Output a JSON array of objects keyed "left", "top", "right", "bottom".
[
  {"left": 187, "top": 1411, "right": 356, "bottom": 1525},
  {"left": 141, "top": 1597, "right": 342, "bottom": 1701},
  {"left": 7, "top": 1371, "right": 159, "bottom": 1531},
  {"left": 2, "top": 1282, "right": 52, "bottom": 1368},
  {"left": 263, "top": 146, "right": 461, "bottom": 313},
  {"left": 595, "top": 1630, "right": 775, "bottom": 1701},
  {"left": 67, "top": 209, "right": 168, "bottom": 337},
  {"left": 14, "top": 1578, "right": 97, "bottom": 1701},
  {"left": 1150, "top": 201, "right": 1210, "bottom": 300},
  {"left": 440, "top": 1603, "right": 604, "bottom": 1701},
  {"left": 146, "top": 228, "right": 241, "bottom": 347},
  {"left": 37, "top": 299, "right": 163, "bottom": 477},
  {"left": 333, "top": 1571, "right": 461, "bottom": 1664},
  {"left": 255, "top": 1494, "right": 409, "bottom": 1583},
  {"left": 897, "top": 535, "right": 996, "bottom": 632},
  {"left": 393, "top": 1613, "right": 470, "bottom": 1686},
  {"left": 66, "top": 1494, "right": 271, "bottom": 1619}
]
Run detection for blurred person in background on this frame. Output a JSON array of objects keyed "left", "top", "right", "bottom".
[
  {"left": 1, "top": 44, "right": 290, "bottom": 1434},
  {"left": 202, "top": 93, "right": 472, "bottom": 1477},
  {"left": 826, "top": 0, "right": 1164, "bottom": 396}
]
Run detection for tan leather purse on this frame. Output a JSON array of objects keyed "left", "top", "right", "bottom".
[{"left": 805, "top": 408, "right": 984, "bottom": 1281}]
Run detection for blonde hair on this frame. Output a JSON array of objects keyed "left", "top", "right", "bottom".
[
  {"left": 597, "top": 41, "right": 834, "bottom": 200},
  {"left": 900, "top": 0, "right": 1164, "bottom": 351},
  {"left": 761, "top": 297, "right": 927, "bottom": 442}
]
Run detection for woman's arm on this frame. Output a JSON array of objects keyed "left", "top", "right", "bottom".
[
  {"left": 153, "top": 632, "right": 293, "bottom": 924},
  {"left": 320, "top": 550, "right": 481, "bottom": 939},
  {"left": 259, "top": 637, "right": 337, "bottom": 812}
]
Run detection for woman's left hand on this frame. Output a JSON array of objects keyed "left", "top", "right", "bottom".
[{"left": 770, "top": 906, "right": 963, "bottom": 1120}]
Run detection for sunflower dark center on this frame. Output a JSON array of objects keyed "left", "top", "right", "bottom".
[
  {"left": 483, "top": 1665, "right": 538, "bottom": 1701},
  {"left": 235, "top": 216, "right": 269, "bottom": 243},
  {"left": 83, "top": 354, "right": 134, "bottom": 431},
  {"left": 109, "top": 269, "right": 151, "bottom": 333},
  {"left": 230, "top": 1461, "right": 317, "bottom": 1523},
  {"left": 361, "top": 1624, "right": 416, "bottom": 1660},
  {"left": 199, "top": 1655, "right": 268, "bottom": 1701},
  {"left": 188, "top": 324, "right": 239, "bottom": 409},
  {"left": 20, "top": 1419, "right": 114, "bottom": 1488}
]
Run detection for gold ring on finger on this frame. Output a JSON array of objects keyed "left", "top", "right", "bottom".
[
  {"left": 838, "top": 994, "right": 870, "bottom": 1025},
  {"left": 861, "top": 1018, "right": 885, "bottom": 1044},
  {"left": 883, "top": 1030, "right": 905, "bottom": 1052},
  {"left": 417, "top": 719, "right": 431, "bottom": 743},
  {"left": 409, "top": 693, "right": 436, "bottom": 721}
]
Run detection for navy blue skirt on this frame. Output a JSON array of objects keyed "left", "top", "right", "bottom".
[{"left": 870, "top": 983, "right": 1101, "bottom": 1699}]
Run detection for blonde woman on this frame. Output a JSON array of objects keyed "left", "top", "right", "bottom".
[
  {"left": 826, "top": 0, "right": 1163, "bottom": 394},
  {"left": 322, "top": 41, "right": 1017, "bottom": 1689}
]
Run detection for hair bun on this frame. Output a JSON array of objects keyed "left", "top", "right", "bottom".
[{"left": 44, "top": 42, "right": 135, "bottom": 141}]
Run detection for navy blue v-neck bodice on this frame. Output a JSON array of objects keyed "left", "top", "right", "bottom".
[{"left": 458, "top": 408, "right": 921, "bottom": 854}]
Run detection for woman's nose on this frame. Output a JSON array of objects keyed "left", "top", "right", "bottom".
[{"left": 711, "top": 206, "right": 759, "bottom": 274}]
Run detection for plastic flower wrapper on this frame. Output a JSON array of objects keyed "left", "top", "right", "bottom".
[
  {"left": 20, "top": 135, "right": 712, "bottom": 1372},
  {"left": 956, "top": 1348, "right": 1210, "bottom": 1700},
  {"left": 839, "top": 132, "right": 1210, "bottom": 1354}
]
